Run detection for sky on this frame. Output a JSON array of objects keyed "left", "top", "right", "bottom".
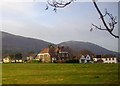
[{"left": 0, "top": 0, "right": 119, "bottom": 52}]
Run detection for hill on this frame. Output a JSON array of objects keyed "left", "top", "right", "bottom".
[
  {"left": 2, "top": 31, "right": 117, "bottom": 56},
  {"left": 59, "top": 41, "right": 117, "bottom": 55},
  {"left": 2, "top": 31, "right": 54, "bottom": 54}
]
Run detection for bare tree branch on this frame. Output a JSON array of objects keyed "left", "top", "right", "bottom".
[
  {"left": 45, "top": 4, "right": 49, "bottom": 10},
  {"left": 47, "top": 0, "right": 74, "bottom": 8},
  {"left": 91, "top": 24, "right": 107, "bottom": 31},
  {"left": 92, "top": 0, "right": 119, "bottom": 38},
  {"left": 45, "top": 0, "right": 119, "bottom": 38},
  {"left": 46, "top": 0, "right": 74, "bottom": 12},
  {"left": 99, "top": 8, "right": 117, "bottom": 32}
]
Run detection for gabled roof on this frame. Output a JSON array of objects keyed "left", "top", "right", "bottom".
[
  {"left": 86, "top": 55, "right": 91, "bottom": 58},
  {"left": 3, "top": 56, "right": 11, "bottom": 59},
  {"left": 57, "top": 46, "right": 70, "bottom": 52},
  {"left": 40, "top": 48, "right": 49, "bottom": 53},
  {"left": 80, "top": 55, "right": 85, "bottom": 59},
  {"left": 2, "top": 53, "right": 10, "bottom": 58}
]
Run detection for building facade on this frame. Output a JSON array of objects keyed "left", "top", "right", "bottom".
[
  {"left": 93, "top": 55, "right": 117, "bottom": 63},
  {"left": 36, "top": 46, "right": 70, "bottom": 63}
]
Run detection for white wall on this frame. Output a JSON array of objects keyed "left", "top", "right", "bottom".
[
  {"left": 3, "top": 58, "right": 10, "bottom": 63},
  {"left": 102, "top": 58, "right": 117, "bottom": 63},
  {"left": 37, "top": 53, "right": 50, "bottom": 62}
]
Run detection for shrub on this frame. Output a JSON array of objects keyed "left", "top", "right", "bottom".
[
  {"left": 65, "top": 60, "right": 79, "bottom": 63},
  {"left": 32, "top": 60, "right": 40, "bottom": 63}
]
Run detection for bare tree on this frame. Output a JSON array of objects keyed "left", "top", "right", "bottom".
[
  {"left": 46, "top": 0, "right": 119, "bottom": 38},
  {"left": 91, "top": 0, "right": 118, "bottom": 38}
]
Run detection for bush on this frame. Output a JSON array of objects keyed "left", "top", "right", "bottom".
[
  {"left": 65, "top": 60, "right": 79, "bottom": 63},
  {"left": 32, "top": 60, "right": 40, "bottom": 63}
]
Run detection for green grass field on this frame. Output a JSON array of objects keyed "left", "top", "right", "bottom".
[{"left": 2, "top": 63, "right": 119, "bottom": 84}]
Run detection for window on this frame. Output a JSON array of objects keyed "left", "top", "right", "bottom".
[
  {"left": 66, "top": 54, "right": 69, "bottom": 57},
  {"left": 112, "top": 58, "right": 114, "bottom": 60},
  {"left": 62, "top": 53, "right": 64, "bottom": 57},
  {"left": 44, "top": 54, "right": 47, "bottom": 58},
  {"left": 106, "top": 58, "right": 107, "bottom": 61},
  {"left": 40, "top": 55, "right": 43, "bottom": 58},
  {"left": 109, "top": 58, "right": 111, "bottom": 60}
]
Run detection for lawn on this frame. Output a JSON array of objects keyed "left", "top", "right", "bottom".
[{"left": 2, "top": 63, "right": 119, "bottom": 84}]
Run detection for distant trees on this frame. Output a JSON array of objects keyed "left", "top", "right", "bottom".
[
  {"left": 45, "top": 0, "right": 119, "bottom": 38},
  {"left": 15, "top": 53, "right": 22, "bottom": 60},
  {"left": 28, "top": 51, "right": 36, "bottom": 58},
  {"left": 9, "top": 54, "right": 15, "bottom": 60},
  {"left": 28, "top": 51, "right": 35, "bottom": 55},
  {"left": 48, "top": 44, "right": 74, "bottom": 62},
  {"left": 79, "top": 49, "right": 95, "bottom": 56}
]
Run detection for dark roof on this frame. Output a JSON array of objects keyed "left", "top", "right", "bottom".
[{"left": 94, "top": 54, "right": 116, "bottom": 58}]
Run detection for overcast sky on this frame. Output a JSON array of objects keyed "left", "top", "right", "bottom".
[{"left": 1, "top": 0, "right": 119, "bottom": 52}]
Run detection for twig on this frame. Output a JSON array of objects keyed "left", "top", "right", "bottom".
[{"left": 92, "top": 0, "right": 119, "bottom": 38}]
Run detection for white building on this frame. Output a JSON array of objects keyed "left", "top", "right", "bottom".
[
  {"left": 86, "top": 55, "right": 91, "bottom": 63},
  {"left": 79, "top": 55, "right": 92, "bottom": 63},
  {"left": 36, "top": 48, "right": 51, "bottom": 63},
  {"left": 15, "top": 59, "right": 23, "bottom": 63},
  {"left": 102, "top": 57, "right": 117, "bottom": 63},
  {"left": 3, "top": 57, "right": 10, "bottom": 63},
  {"left": 37, "top": 53, "right": 51, "bottom": 62},
  {"left": 79, "top": 55, "right": 86, "bottom": 63},
  {"left": 93, "top": 55, "right": 117, "bottom": 63}
]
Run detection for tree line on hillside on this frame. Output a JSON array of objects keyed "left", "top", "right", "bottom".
[
  {"left": 2, "top": 44, "right": 94, "bottom": 61},
  {"left": 2, "top": 44, "right": 119, "bottom": 63}
]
